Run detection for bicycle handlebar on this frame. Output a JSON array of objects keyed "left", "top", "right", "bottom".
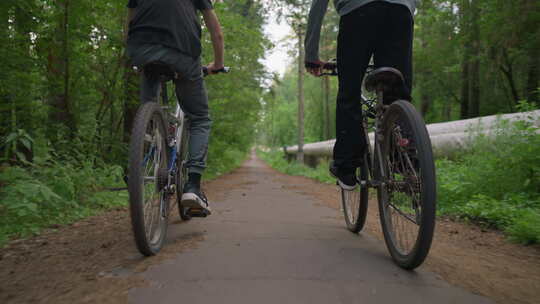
[
  {"left": 318, "top": 62, "right": 376, "bottom": 77},
  {"left": 323, "top": 62, "right": 337, "bottom": 70},
  {"left": 202, "top": 66, "right": 231, "bottom": 77},
  {"left": 320, "top": 61, "right": 338, "bottom": 77}
]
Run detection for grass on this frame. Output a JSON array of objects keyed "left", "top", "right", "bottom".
[
  {"left": 258, "top": 115, "right": 540, "bottom": 244},
  {"left": 257, "top": 150, "right": 334, "bottom": 184}
]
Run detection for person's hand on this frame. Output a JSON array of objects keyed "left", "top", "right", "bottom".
[
  {"left": 305, "top": 60, "right": 325, "bottom": 77},
  {"left": 206, "top": 62, "right": 225, "bottom": 75}
]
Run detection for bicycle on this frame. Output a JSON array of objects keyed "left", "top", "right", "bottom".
[
  {"left": 127, "top": 62, "right": 229, "bottom": 256},
  {"left": 321, "top": 61, "right": 436, "bottom": 269}
]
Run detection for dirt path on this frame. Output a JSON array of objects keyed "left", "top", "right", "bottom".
[{"left": 1, "top": 155, "right": 539, "bottom": 303}]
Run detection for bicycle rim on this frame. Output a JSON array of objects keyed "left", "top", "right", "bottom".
[
  {"left": 376, "top": 100, "right": 436, "bottom": 269},
  {"left": 128, "top": 102, "right": 169, "bottom": 256},
  {"left": 341, "top": 158, "right": 369, "bottom": 233}
]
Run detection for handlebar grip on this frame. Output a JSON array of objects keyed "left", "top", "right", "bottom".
[
  {"left": 202, "top": 66, "right": 231, "bottom": 77},
  {"left": 323, "top": 62, "right": 337, "bottom": 70}
]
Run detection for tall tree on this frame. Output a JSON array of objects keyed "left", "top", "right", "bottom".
[
  {"left": 459, "top": 0, "right": 471, "bottom": 119},
  {"left": 296, "top": 23, "right": 305, "bottom": 163},
  {"left": 469, "top": 0, "right": 481, "bottom": 117},
  {"left": 46, "top": 0, "right": 76, "bottom": 140}
]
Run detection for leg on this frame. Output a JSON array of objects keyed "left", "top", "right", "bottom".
[
  {"left": 174, "top": 67, "right": 211, "bottom": 175},
  {"left": 373, "top": 3, "right": 414, "bottom": 100},
  {"left": 127, "top": 43, "right": 210, "bottom": 176},
  {"left": 175, "top": 60, "right": 212, "bottom": 213},
  {"left": 334, "top": 5, "right": 378, "bottom": 171}
]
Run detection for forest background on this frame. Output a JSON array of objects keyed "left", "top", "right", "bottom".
[{"left": 0, "top": 0, "right": 539, "bottom": 244}]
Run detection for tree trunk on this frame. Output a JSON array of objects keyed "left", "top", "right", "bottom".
[
  {"left": 419, "top": 39, "right": 431, "bottom": 116},
  {"left": 123, "top": 60, "right": 139, "bottom": 144},
  {"left": 469, "top": 0, "right": 481, "bottom": 117},
  {"left": 442, "top": 100, "right": 452, "bottom": 121},
  {"left": 47, "top": 0, "right": 75, "bottom": 139},
  {"left": 323, "top": 76, "right": 331, "bottom": 139},
  {"left": 420, "top": 91, "right": 431, "bottom": 117},
  {"left": 526, "top": 43, "right": 539, "bottom": 104},
  {"left": 459, "top": 0, "right": 471, "bottom": 119},
  {"left": 122, "top": 10, "right": 139, "bottom": 144},
  {"left": 297, "top": 28, "right": 305, "bottom": 164},
  {"left": 241, "top": 0, "right": 254, "bottom": 17},
  {"left": 500, "top": 48, "right": 520, "bottom": 105}
]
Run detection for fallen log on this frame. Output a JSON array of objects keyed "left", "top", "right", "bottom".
[{"left": 284, "top": 110, "right": 540, "bottom": 162}]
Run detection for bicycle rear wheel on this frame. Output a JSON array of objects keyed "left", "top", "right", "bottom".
[
  {"left": 375, "top": 100, "right": 436, "bottom": 269},
  {"left": 341, "top": 155, "right": 369, "bottom": 233},
  {"left": 128, "top": 102, "right": 170, "bottom": 256}
]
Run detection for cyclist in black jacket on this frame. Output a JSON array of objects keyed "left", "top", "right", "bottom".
[{"left": 305, "top": 0, "right": 417, "bottom": 190}]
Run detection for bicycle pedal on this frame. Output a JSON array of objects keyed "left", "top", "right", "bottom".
[{"left": 187, "top": 208, "right": 209, "bottom": 218}]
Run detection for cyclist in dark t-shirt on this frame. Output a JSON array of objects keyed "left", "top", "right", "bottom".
[{"left": 126, "top": 0, "right": 225, "bottom": 214}]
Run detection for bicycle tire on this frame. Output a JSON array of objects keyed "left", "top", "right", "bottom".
[
  {"left": 341, "top": 154, "right": 369, "bottom": 233},
  {"left": 375, "top": 100, "right": 436, "bottom": 269},
  {"left": 176, "top": 123, "right": 192, "bottom": 221},
  {"left": 128, "top": 102, "right": 170, "bottom": 256}
]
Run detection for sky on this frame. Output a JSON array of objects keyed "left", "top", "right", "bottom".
[{"left": 261, "top": 11, "right": 293, "bottom": 77}]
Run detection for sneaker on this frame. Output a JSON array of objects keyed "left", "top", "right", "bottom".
[
  {"left": 329, "top": 162, "right": 358, "bottom": 191},
  {"left": 181, "top": 182, "right": 212, "bottom": 215}
]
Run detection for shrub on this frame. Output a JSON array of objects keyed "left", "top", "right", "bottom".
[{"left": 0, "top": 159, "right": 125, "bottom": 246}]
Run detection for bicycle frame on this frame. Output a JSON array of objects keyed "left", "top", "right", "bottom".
[
  {"left": 159, "top": 81, "right": 189, "bottom": 192},
  {"left": 322, "top": 63, "right": 388, "bottom": 188},
  {"left": 360, "top": 91, "right": 387, "bottom": 189}
]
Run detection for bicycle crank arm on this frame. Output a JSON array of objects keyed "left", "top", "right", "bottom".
[
  {"left": 362, "top": 180, "right": 386, "bottom": 188},
  {"left": 186, "top": 208, "right": 210, "bottom": 218}
]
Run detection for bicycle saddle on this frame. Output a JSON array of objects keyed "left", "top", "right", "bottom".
[
  {"left": 365, "top": 67, "right": 405, "bottom": 94},
  {"left": 143, "top": 61, "right": 177, "bottom": 81}
]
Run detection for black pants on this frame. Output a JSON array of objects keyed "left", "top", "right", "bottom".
[{"left": 334, "top": 2, "right": 414, "bottom": 171}]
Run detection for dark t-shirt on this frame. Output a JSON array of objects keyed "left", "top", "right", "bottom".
[{"left": 127, "top": 0, "right": 213, "bottom": 58}]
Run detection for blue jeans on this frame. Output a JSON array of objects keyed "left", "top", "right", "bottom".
[{"left": 127, "top": 43, "right": 212, "bottom": 174}]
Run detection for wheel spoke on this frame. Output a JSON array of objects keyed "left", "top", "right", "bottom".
[
  {"left": 380, "top": 119, "right": 424, "bottom": 255},
  {"left": 388, "top": 202, "right": 418, "bottom": 224},
  {"left": 141, "top": 117, "right": 167, "bottom": 246}
]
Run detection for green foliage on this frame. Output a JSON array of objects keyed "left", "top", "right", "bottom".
[
  {"left": 259, "top": 71, "right": 339, "bottom": 147},
  {"left": 206, "top": 146, "right": 249, "bottom": 180},
  {"left": 413, "top": 0, "right": 540, "bottom": 121},
  {"left": 437, "top": 118, "right": 540, "bottom": 244},
  {"left": 506, "top": 212, "right": 540, "bottom": 245},
  {"left": 0, "top": 160, "right": 126, "bottom": 246},
  {"left": 257, "top": 149, "right": 334, "bottom": 184},
  {"left": 0, "top": 0, "right": 267, "bottom": 245},
  {"left": 1, "top": 129, "right": 34, "bottom": 163}
]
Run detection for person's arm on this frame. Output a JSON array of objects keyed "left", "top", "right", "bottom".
[
  {"left": 304, "top": 0, "right": 329, "bottom": 76},
  {"left": 124, "top": 0, "right": 138, "bottom": 43},
  {"left": 202, "top": 9, "right": 225, "bottom": 73},
  {"left": 124, "top": 8, "right": 136, "bottom": 43}
]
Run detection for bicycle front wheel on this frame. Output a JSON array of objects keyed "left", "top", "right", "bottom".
[
  {"left": 341, "top": 155, "right": 369, "bottom": 233},
  {"left": 375, "top": 100, "right": 436, "bottom": 269},
  {"left": 128, "top": 102, "right": 170, "bottom": 256}
]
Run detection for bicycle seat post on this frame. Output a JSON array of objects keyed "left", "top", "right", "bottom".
[{"left": 161, "top": 81, "right": 169, "bottom": 105}]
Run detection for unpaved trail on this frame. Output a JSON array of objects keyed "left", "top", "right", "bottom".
[{"left": 1, "top": 154, "right": 539, "bottom": 303}]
